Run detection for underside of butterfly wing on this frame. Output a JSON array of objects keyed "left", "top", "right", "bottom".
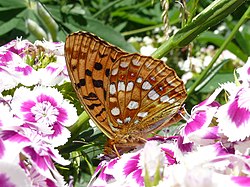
[
  {"left": 106, "top": 53, "right": 187, "bottom": 140},
  {"left": 65, "top": 31, "right": 187, "bottom": 158},
  {"left": 65, "top": 31, "right": 126, "bottom": 139}
]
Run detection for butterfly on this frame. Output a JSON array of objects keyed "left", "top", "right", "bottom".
[{"left": 65, "top": 31, "right": 187, "bottom": 158}]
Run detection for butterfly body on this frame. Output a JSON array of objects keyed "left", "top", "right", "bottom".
[{"left": 65, "top": 31, "right": 187, "bottom": 157}]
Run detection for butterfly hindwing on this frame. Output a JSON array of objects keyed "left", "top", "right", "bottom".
[{"left": 106, "top": 53, "right": 187, "bottom": 135}]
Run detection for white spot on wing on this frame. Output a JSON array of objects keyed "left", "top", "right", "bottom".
[
  {"left": 160, "top": 95, "right": 170, "bottom": 103},
  {"left": 112, "top": 68, "right": 118, "bottom": 75},
  {"left": 134, "top": 119, "right": 140, "bottom": 124},
  {"left": 127, "top": 101, "right": 139, "bottom": 110},
  {"left": 137, "top": 112, "right": 148, "bottom": 118},
  {"left": 168, "top": 98, "right": 176, "bottom": 104},
  {"left": 118, "top": 81, "right": 125, "bottom": 92},
  {"left": 132, "top": 58, "right": 140, "bottom": 66},
  {"left": 145, "top": 61, "right": 151, "bottom": 68},
  {"left": 124, "top": 117, "right": 131, "bottom": 123},
  {"left": 109, "top": 83, "right": 116, "bottom": 95},
  {"left": 148, "top": 90, "right": 160, "bottom": 100},
  {"left": 150, "top": 76, "right": 156, "bottom": 81},
  {"left": 117, "top": 119, "right": 123, "bottom": 124},
  {"left": 111, "top": 107, "right": 120, "bottom": 116},
  {"left": 126, "top": 82, "right": 134, "bottom": 92},
  {"left": 120, "top": 60, "right": 129, "bottom": 68},
  {"left": 142, "top": 81, "right": 152, "bottom": 90},
  {"left": 136, "top": 77, "right": 143, "bottom": 83}
]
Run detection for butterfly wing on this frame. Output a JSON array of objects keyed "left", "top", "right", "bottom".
[
  {"left": 65, "top": 31, "right": 126, "bottom": 139},
  {"left": 106, "top": 53, "right": 187, "bottom": 136}
]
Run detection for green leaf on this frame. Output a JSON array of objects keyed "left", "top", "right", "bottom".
[
  {"left": 194, "top": 59, "right": 231, "bottom": 92},
  {"left": 197, "top": 31, "right": 248, "bottom": 62},
  {"left": 199, "top": 73, "right": 234, "bottom": 93},
  {"left": 63, "top": 16, "right": 136, "bottom": 53},
  {"left": 0, "top": 0, "right": 27, "bottom": 7},
  {"left": 36, "top": 2, "right": 58, "bottom": 41},
  {"left": 0, "top": 18, "right": 20, "bottom": 35}
]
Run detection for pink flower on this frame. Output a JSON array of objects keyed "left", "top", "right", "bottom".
[
  {"left": 217, "top": 87, "right": 250, "bottom": 141},
  {"left": 11, "top": 86, "right": 77, "bottom": 146}
]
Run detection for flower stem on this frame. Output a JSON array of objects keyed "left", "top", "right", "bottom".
[
  {"left": 68, "top": 111, "right": 90, "bottom": 140},
  {"left": 151, "top": 0, "right": 246, "bottom": 59}
]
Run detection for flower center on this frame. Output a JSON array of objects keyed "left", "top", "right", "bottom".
[{"left": 31, "top": 101, "right": 59, "bottom": 126}]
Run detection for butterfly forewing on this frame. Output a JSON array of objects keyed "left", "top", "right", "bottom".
[{"left": 65, "top": 31, "right": 125, "bottom": 138}]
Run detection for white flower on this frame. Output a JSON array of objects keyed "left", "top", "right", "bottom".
[
  {"left": 11, "top": 86, "right": 77, "bottom": 146},
  {"left": 217, "top": 87, "right": 250, "bottom": 141},
  {"left": 140, "top": 141, "right": 165, "bottom": 177},
  {"left": 0, "top": 161, "right": 32, "bottom": 187}
]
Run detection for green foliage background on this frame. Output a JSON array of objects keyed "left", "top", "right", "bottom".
[{"left": 1, "top": 0, "right": 250, "bottom": 186}]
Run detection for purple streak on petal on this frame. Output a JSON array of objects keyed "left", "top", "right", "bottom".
[
  {"left": 203, "top": 126, "right": 220, "bottom": 139},
  {"left": 214, "top": 142, "right": 228, "bottom": 156},
  {"left": 107, "top": 158, "right": 117, "bottom": 169},
  {"left": 24, "top": 113, "right": 36, "bottom": 123},
  {"left": 177, "top": 136, "right": 193, "bottom": 153},
  {"left": 21, "top": 100, "right": 36, "bottom": 112},
  {"left": 23, "top": 146, "right": 50, "bottom": 171},
  {"left": 165, "top": 136, "right": 178, "bottom": 142},
  {"left": 1, "top": 130, "right": 30, "bottom": 143},
  {"left": 8, "top": 46, "right": 24, "bottom": 56},
  {"left": 184, "top": 112, "right": 207, "bottom": 135},
  {"left": 0, "top": 51, "right": 13, "bottom": 63},
  {"left": 247, "top": 68, "right": 250, "bottom": 75},
  {"left": 57, "top": 107, "right": 68, "bottom": 123},
  {"left": 231, "top": 176, "right": 250, "bottom": 186},
  {"left": 22, "top": 123, "right": 38, "bottom": 132},
  {"left": 228, "top": 100, "right": 250, "bottom": 127},
  {"left": 197, "top": 99, "right": 220, "bottom": 108},
  {"left": 45, "top": 178, "right": 57, "bottom": 187},
  {"left": 36, "top": 94, "right": 57, "bottom": 107},
  {"left": 0, "top": 138, "right": 5, "bottom": 159},
  {"left": 208, "top": 101, "right": 220, "bottom": 108},
  {"left": 123, "top": 153, "right": 140, "bottom": 176},
  {"left": 94, "top": 164, "right": 103, "bottom": 174},
  {"left": 161, "top": 147, "right": 176, "bottom": 165},
  {"left": 132, "top": 169, "right": 143, "bottom": 187},
  {"left": 98, "top": 165, "right": 114, "bottom": 182},
  {"left": 15, "top": 66, "right": 32, "bottom": 76},
  {"left": 49, "top": 122, "right": 62, "bottom": 138},
  {"left": 46, "top": 66, "right": 57, "bottom": 73},
  {"left": 0, "top": 173, "right": 15, "bottom": 187}
]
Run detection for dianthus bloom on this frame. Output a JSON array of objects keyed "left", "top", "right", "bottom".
[
  {"left": 0, "top": 38, "right": 78, "bottom": 187},
  {"left": 90, "top": 58, "right": 250, "bottom": 187}
]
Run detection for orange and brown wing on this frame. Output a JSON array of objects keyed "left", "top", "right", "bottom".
[
  {"left": 65, "top": 31, "right": 126, "bottom": 139},
  {"left": 106, "top": 53, "right": 187, "bottom": 135}
]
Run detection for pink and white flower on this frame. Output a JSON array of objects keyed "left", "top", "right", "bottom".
[
  {"left": 10, "top": 86, "right": 77, "bottom": 146},
  {"left": 217, "top": 87, "right": 250, "bottom": 142}
]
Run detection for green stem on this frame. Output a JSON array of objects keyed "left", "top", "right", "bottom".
[
  {"left": 151, "top": 0, "right": 246, "bottom": 59},
  {"left": 93, "top": 0, "right": 123, "bottom": 18},
  {"left": 187, "top": 5, "right": 250, "bottom": 96},
  {"left": 68, "top": 111, "right": 89, "bottom": 140},
  {"left": 122, "top": 24, "right": 163, "bottom": 36}
]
